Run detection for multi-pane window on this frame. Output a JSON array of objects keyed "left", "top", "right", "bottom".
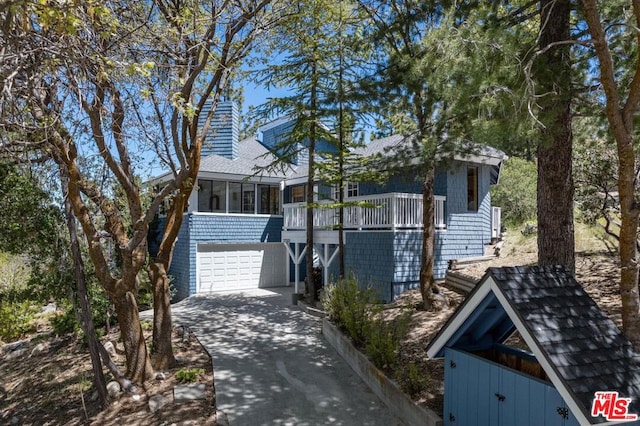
[
  {"left": 291, "top": 185, "right": 305, "bottom": 203},
  {"left": 198, "top": 180, "right": 226, "bottom": 213},
  {"left": 258, "top": 185, "right": 280, "bottom": 214},
  {"left": 197, "top": 180, "right": 279, "bottom": 214},
  {"left": 467, "top": 166, "right": 479, "bottom": 211},
  {"left": 346, "top": 182, "right": 359, "bottom": 198},
  {"left": 332, "top": 182, "right": 359, "bottom": 200},
  {"left": 229, "top": 182, "right": 255, "bottom": 214}
]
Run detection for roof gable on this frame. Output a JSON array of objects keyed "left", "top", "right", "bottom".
[{"left": 427, "top": 266, "right": 640, "bottom": 425}]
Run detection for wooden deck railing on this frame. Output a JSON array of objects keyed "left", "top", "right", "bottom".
[{"left": 283, "top": 192, "right": 446, "bottom": 231}]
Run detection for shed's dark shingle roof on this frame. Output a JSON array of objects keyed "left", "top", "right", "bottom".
[
  {"left": 427, "top": 265, "right": 640, "bottom": 424},
  {"left": 489, "top": 266, "right": 640, "bottom": 421}
]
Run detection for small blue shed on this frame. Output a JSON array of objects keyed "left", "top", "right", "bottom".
[{"left": 427, "top": 266, "right": 640, "bottom": 426}]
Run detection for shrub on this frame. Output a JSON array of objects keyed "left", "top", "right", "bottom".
[
  {"left": 322, "top": 276, "right": 378, "bottom": 347},
  {"left": 365, "top": 311, "right": 411, "bottom": 371},
  {"left": 176, "top": 368, "right": 205, "bottom": 383},
  {"left": 0, "top": 300, "right": 38, "bottom": 342},
  {"left": 50, "top": 308, "right": 79, "bottom": 336},
  {"left": 396, "top": 361, "right": 430, "bottom": 398},
  {"left": 323, "top": 276, "right": 412, "bottom": 372}
]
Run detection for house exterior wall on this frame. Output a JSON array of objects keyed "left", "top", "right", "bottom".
[
  {"left": 358, "top": 170, "right": 447, "bottom": 197},
  {"left": 257, "top": 118, "right": 335, "bottom": 166},
  {"left": 343, "top": 231, "right": 396, "bottom": 301},
  {"left": 169, "top": 219, "right": 191, "bottom": 301},
  {"left": 168, "top": 213, "right": 283, "bottom": 300},
  {"left": 339, "top": 161, "right": 493, "bottom": 301}
]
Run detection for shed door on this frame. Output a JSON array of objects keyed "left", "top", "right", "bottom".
[
  {"left": 196, "top": 243, "right": 286, "bottom": 292},
  {"left": 444, "top": 348, "right": 579, "bottom": 426}
]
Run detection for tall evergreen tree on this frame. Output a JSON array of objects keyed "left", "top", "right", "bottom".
[
  {"left": 359, "top": 0, "right": 473, "bottom": 308},
  {"left": 535, "top": 0, "right": 575, "bottom": 272},
  {"left": 256, "top": 0, "right": 346, "bottom": 299}
]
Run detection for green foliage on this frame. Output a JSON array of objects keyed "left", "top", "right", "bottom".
[
  {"left": 0, "top": 164, "right": 72, "bottom": 303},
  {"left": 322, "top": 276, "right": 411, "bottom": 371},
  {"left": 88, "top": 284, "right": 113, "bottom": 329},
  {"left": 50, "top": 308, "right": 79, "bottom": 336},
  {"left": 322, "top": 276, "right": 378, "bottom": 347},
  {"left": 0, "top": 301, "right": 38, "bottom": 342},
  {"left": 365, "top": 311, "right": 411, "bottom": 371},
  {"left": 175, "top": 368, "right": 204, "bottom": 383},
  {"left": 491, "top": 157, "right": 537, "bottom": 226},
  {"left": 0, "top": 253, "right": 30, "bottom": 302},
  {"left": 396, "top": 361, "right": 430, "bottom": 398},
  {"left": 50, "top": 284, "right": 114, "bottom": 337},
  {"left": 573, "top": 122, "right": 620, "bottom": 226},
  {"left": 0, "top": 163, "right": 62, "bottom": 256}
]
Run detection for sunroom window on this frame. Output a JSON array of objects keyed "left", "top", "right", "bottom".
[
  {"left": 198, "top": 180, "right": 226, "bottom": 213},
  {"left": 258, "top": 185, "right": 280, "bottom": 214}
]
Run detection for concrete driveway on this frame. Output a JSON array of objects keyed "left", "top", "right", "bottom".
[{"left": 168, "top": 287, "right": 402, "bottom": 426}]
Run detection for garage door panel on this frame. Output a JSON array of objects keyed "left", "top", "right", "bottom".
[{"left": 197, "top": 243, "right": 285, "bottom": 292}]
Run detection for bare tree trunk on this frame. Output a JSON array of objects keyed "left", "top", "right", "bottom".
[
  {"left": 581, "top": 0, "right": 640, "bottom": 349},
  {"left": 419, "top": 167, "right": 437, "bottom": 309},
  {"left": 62, "top": 172, "right": 109, "bottom": 409},
  {"left": 148, "top": 262, "right": 176, "bottom": 370},
  {"left": 536, "top": 0, "right": 575, "bottom": 272},
  {"left": 112, "top": 291, "right": 153, "bottom": 382}
]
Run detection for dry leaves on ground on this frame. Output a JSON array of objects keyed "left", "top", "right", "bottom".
[{"left": 1, "top": 324, "right": 216, "bottom": 425}]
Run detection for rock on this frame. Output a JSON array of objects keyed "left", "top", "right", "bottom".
[
  {"left": 103, "top": 341, "right": 117, "bottom": 357},
  {"left": 216, "top": 410, "right": 230, "bottom": 426},
  {"left": 174, "top": 384, "right": 206, "bottom": 402},
  {"left": 1, "top": 340, "right": 27, "bottom": 354},
  {"left": 91, "top": 391, "right": 99, "bottom": 401},
  {"left": 131, "top": 394, "right": 141, "bottom": 402},
  {"left": 107, "top": 381, "right": 121, "bottom": 399},
  {"left": 155, "top": 372, "right": 166, "bottom": 381},
  {"left": 148, "top": 394, "right": 168, "bottom": 413},
  {"left": 40, "top": 302, "right": 57, "bottom": 315},
  {"left": 30, "top": 343, "right": 48, "bottom": 357},
  {"left": 10, "top": 417, "right": 19, "bottom": 425},
  {"left": 4, "top": 348, "right": 27, "bottom": 361}
]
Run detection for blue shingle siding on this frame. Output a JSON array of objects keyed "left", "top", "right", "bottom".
[
  {"left": 358, "top": 169, "right": 447, "bottom": 197},
  {"left": 189, "top": 214, "right": 282, "bottom": 243},
  {"left": 168, "top": 219, "right": 191, "bottom": 301},
  {"left": 199, "top": 100, "right": 239, "bottom": 159},
  {"left": 167, "top": 213, "right": 283, "bottom": 300},
  {"left": 440, "top": 160, "right": 492, "bottom": 252},
  {"left": 259, "top": 119, "right": 295, "bottom": 152},
  {"left": 344, "top": 231, "right": 395, "bottom": 301},
  {"left": 341, "top": 161, "right": 494, "bottom": 301}
]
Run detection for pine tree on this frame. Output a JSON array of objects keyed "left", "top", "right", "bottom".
[{"left": 256, "top": 0, "right": 350, "bottom": 299}]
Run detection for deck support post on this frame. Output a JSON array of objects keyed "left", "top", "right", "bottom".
[
  {"left": 284, "top": 241, "right": 307, "bottom": 294},
  {"left": 315, "top": 243, "right": 340, "bottom": 288}
]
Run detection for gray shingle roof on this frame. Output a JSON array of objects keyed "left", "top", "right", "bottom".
[
  {"left": 351, "top": 134, "right": 507, "bottom": 163},
  {"left": 198, "top": 135, "right": 297, "bottom": 179},
  {"left": 427, "top": 266, "right": 640, "bottom": 425}
]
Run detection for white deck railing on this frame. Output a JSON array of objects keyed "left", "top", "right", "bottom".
[{"left": 283, "top": 192, "right": 446, "bottom": 231}]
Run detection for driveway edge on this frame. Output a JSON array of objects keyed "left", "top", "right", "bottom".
[{"left": 322, "top": 319, "right": 443, "bottom": 426}]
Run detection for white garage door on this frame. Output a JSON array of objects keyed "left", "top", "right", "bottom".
[{"left": 196, "top": 243, "right": 286, "bottom": 292}]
